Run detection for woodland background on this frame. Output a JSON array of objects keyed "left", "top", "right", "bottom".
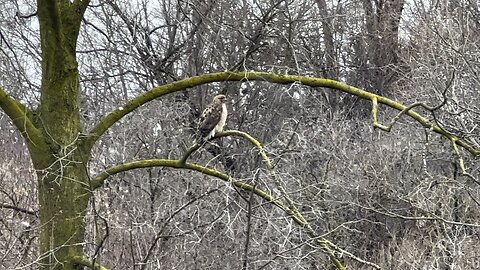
[{"left": 1, "top": 0, "right": 479, "bottom": 269}]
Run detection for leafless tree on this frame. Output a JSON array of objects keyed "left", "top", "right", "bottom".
[{"left": 1, "top": 1, "right": 479, "bottom": 270}]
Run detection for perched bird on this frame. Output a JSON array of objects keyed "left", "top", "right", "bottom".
[{"left": 198, "top": 94, "right": 227, "bottom": 141}]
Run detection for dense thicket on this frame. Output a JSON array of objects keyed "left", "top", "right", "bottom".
[{"left": 1, "top": 0, "right": 479, "bottom": 269}]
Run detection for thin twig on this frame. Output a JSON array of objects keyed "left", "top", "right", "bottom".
[
  {"left": 450, "top": 138, "right": 480, "bottom": 185},
  {"left": 0, "top": 203, "right": 37, "bottom": 216},
  {"left": 242, "top": 174, "right": 257, "bottom": 270},
  {"left": 140, "top": 188, "right": 219, "bottom": 268}
]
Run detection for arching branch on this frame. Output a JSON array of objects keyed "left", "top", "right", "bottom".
[
  {"left": 90, "top": 159, "right": 386, "bottom": 269},
  {"left": 89, "top": 159, "right": 308, "bottom": 239},
  {"left": 81, "top": 71, "right": 479, "bottom": 157},
  {"left": 90, "top": 160, "right": 281, "bottom": 208},
  {"left": 217, "top": 130, "right": 273, "bottom": 170},
  {"left": 0, "top": 87, "right": 45, "bottom": 147},
  {"left": 372, "top": 98, "right": 429, "bottom": 132}
]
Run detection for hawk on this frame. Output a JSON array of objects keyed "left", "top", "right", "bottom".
[{"left": 198, "top": 94, "right": 227, "bottom": 141}]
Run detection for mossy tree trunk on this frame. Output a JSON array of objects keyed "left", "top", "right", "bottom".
[{"left": 30, "top": 1, "right": 91, "bottom": 269}]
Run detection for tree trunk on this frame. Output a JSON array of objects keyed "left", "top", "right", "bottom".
[
  {"left": 362, "top": 0, "right": 405, "bottom": 93},
  {"left": 31, "top": 1, "right": 91, "bottom": 269},
  {"left": 315, "top": 0, "right": 338, "bottom": 80},
  {"left": 36, "top": 155, "right": 92, "bottom": 270}
]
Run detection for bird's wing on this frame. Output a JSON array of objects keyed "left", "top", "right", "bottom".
[{"left": 198, "top": 103, "right": 222, "bottom": 138}]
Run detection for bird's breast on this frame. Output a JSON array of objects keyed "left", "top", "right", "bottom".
[{"left": 216, "top": 104, "right": 228, "bottom": 132}]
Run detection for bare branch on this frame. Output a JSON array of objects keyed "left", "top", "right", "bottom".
[
  {"left": 229, "top": 0, "right": 283, "bottom": 71},
  {"left": 242, "top": 175, "right": 258, "bottom": 270},
  {"left": 140, "top": 188, "right": 219, "bottom": 269},
  {"left": 359, "top": 203, "right": 480, "bottom": 228},
  {"left": 450, "top": 138, "right": 480, "bottom": 185},
  {"left": 372, "top": 98, "right": 437, "bottom": 132},
  {"left": 178, "top": 142, "right": 203, "bottom": 166},
  {"left": 325, "top": 240, "right": 381, "bottom": 269},
  {"left": 0, "top": 203, "right": 37, "bottom": 216},
  {"left": 90, "top": 158, "right": 387, "bottom": 270},
  {"left": 429, "top": 69, "right": 455, "bottom": 111}
]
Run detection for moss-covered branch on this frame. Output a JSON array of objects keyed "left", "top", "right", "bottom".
[
  {"left": 0, "top": 87, "right": 44, "bottom": 147},
  {"left": 179, "top": 143, "right": 203, "bottom": 166},
  {"left": 90, "top": 158, "right": 308, "bottom": 229},
  {"left": 372, "top": 98, "right": 432, "bottom": 132},
  {"left": 90, "top": 160, "right": 277, "bottom": 203},
  {"left": 372, "top": 97, "right": 479, "bottom": 181},
  {"left": 90, "top": 159, "right": 387, "bottom": 269},
  {"left": 179, "top": 130, "right": 273, "bottom": 170},
  {"left": 70, "top": 256, "right": 108, "bottom": 270},
  {"left": 450, "top": 137, "right": 480, "bottom": 185},
  {"left": 216, "top": 130, "right": 273, "bottom": 170},
  {"left": 83, "top": 71, "right": 479, "bottom": 156}
]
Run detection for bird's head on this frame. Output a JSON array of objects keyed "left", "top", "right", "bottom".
[{"left": 213, "top": 94, "right": 227, "bottom": 104}]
